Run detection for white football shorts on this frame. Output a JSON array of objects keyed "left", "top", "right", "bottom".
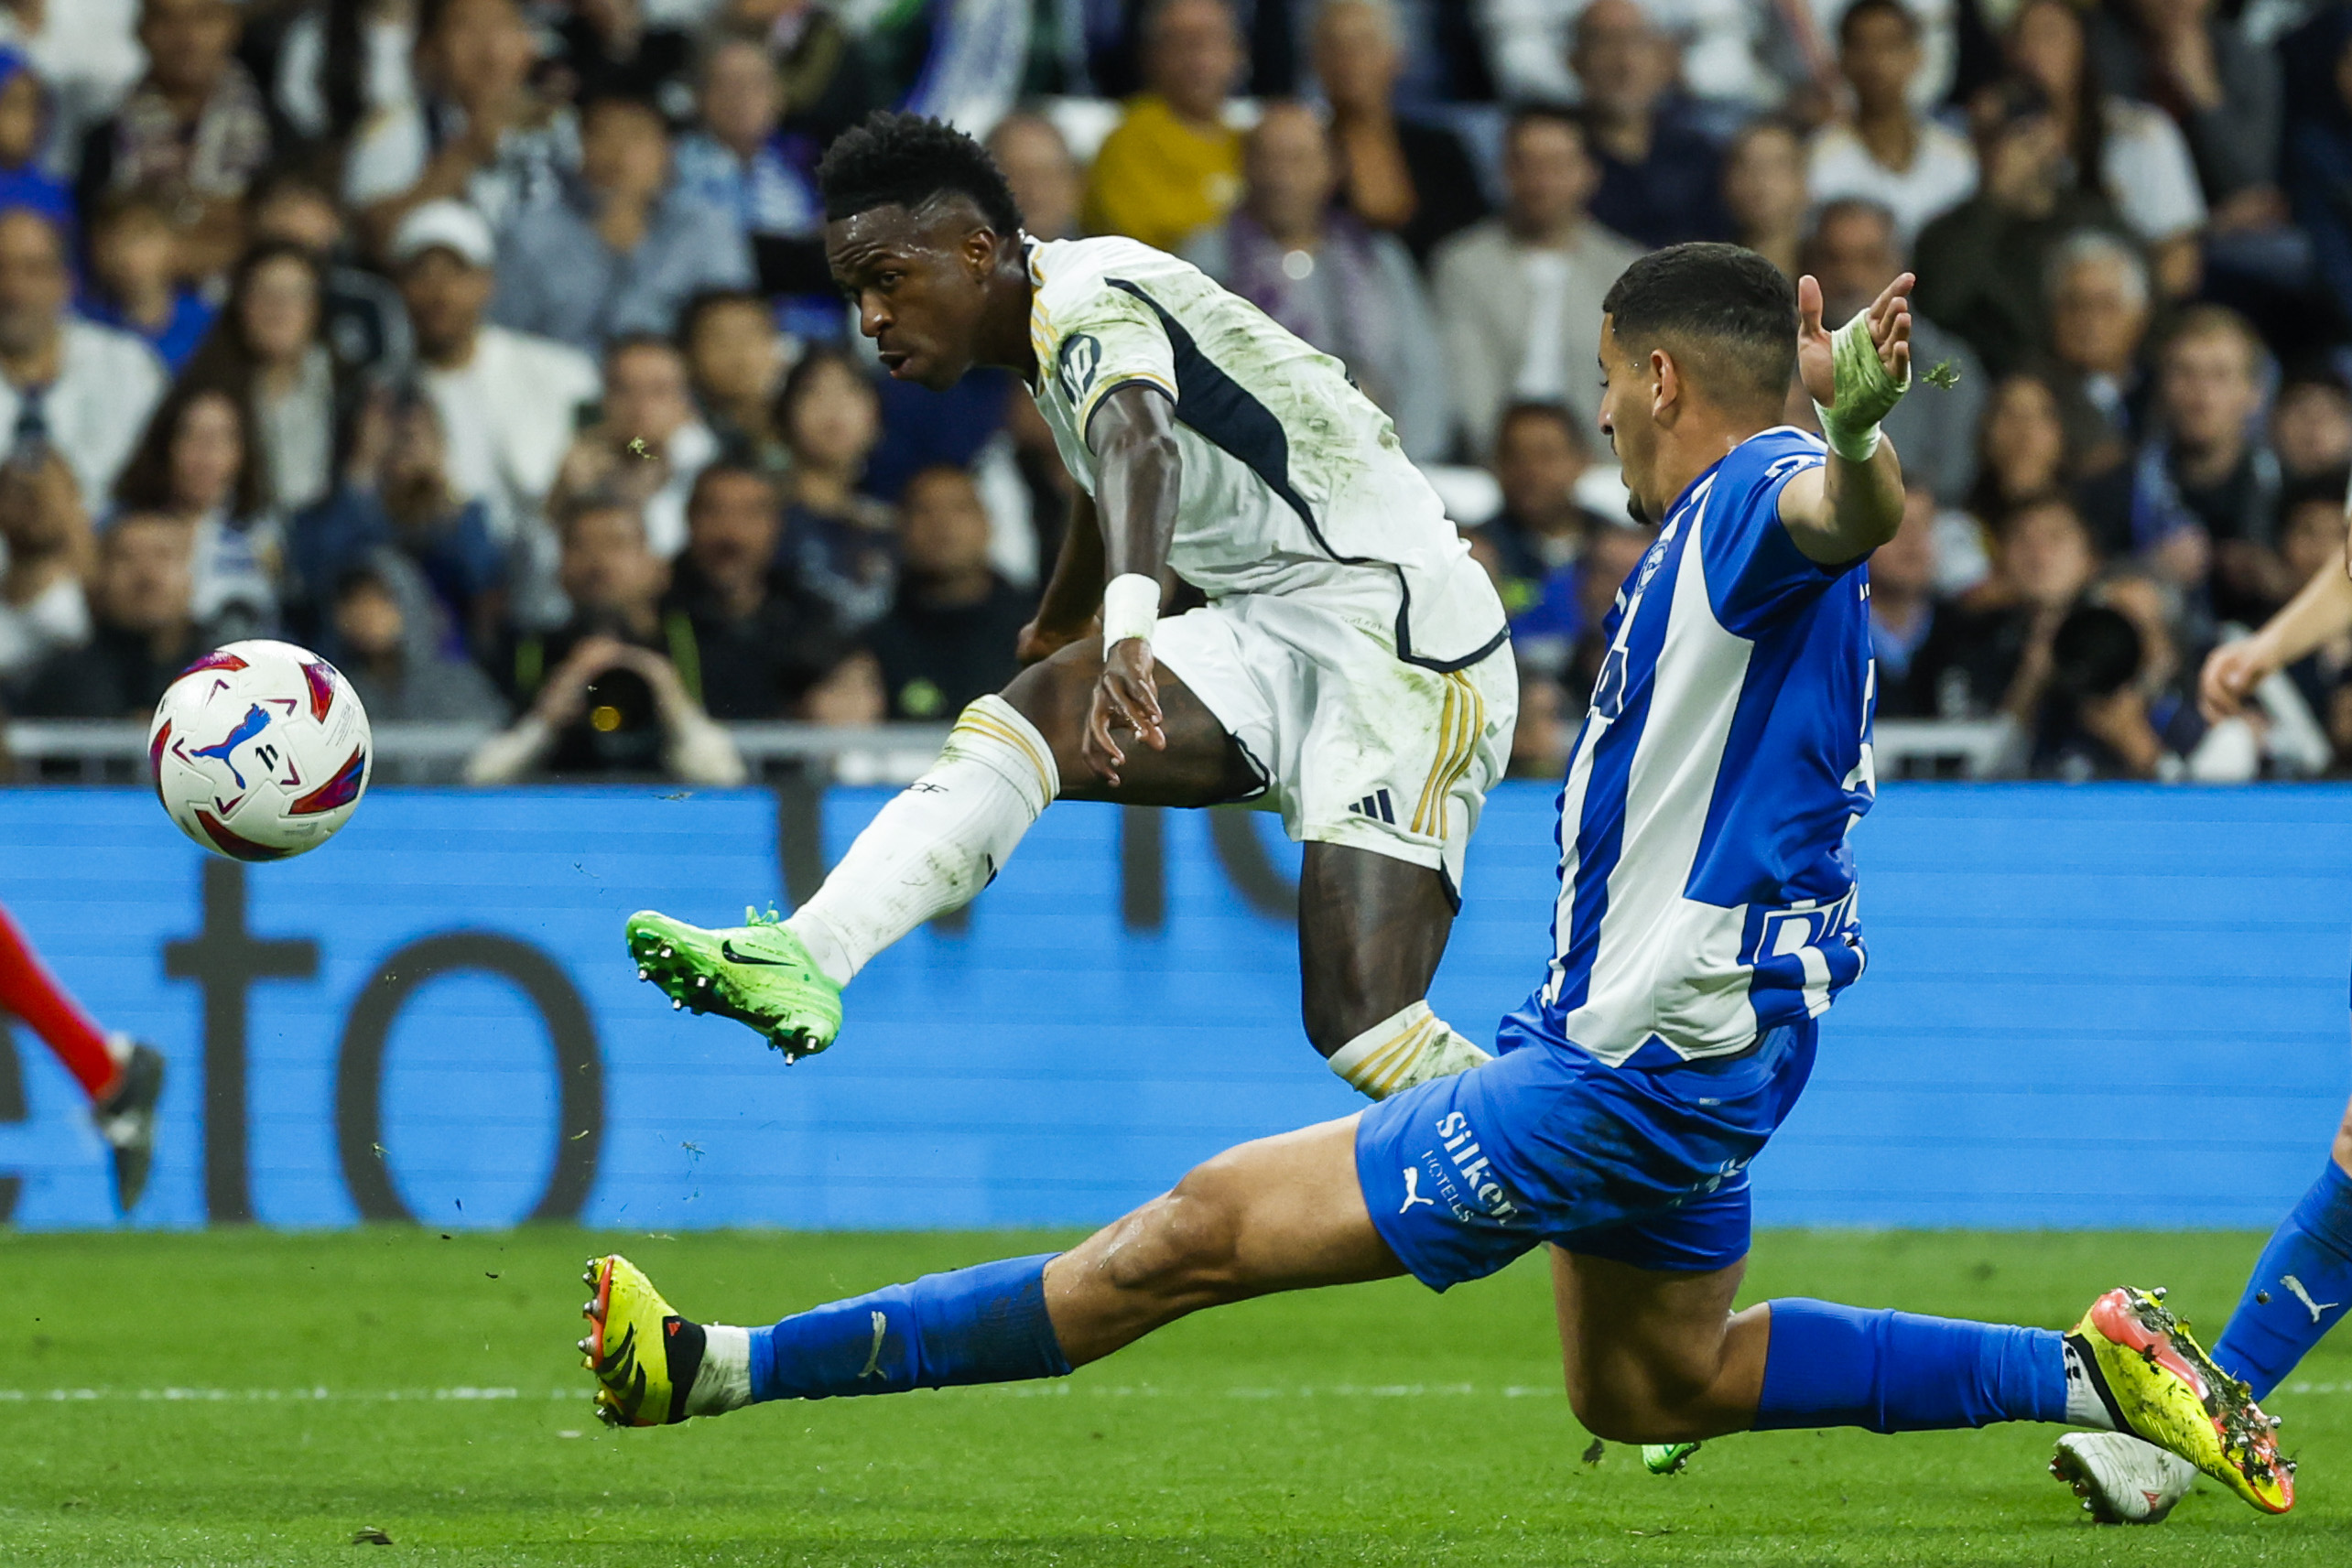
[{"left": 1152, "top": 572, "right": 1517, "bottom": 903}]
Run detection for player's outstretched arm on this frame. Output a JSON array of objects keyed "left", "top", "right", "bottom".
[
  {"left": 2199, "top": 532, "right": 2352, "bottom": 719},
  {"left": 1779, "top": 272, "right": 1911, "bottom": 565},
  {"left": 1081, "top": 384, "right": 1183, "bottom": 784},
  {"left": 1016, "top": 492, "right": 1107, "bottom": 665}
]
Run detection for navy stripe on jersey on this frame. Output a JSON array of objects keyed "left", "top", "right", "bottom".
[{"left": 1102, "top": 277, "right": 1510, "bottom": 676}]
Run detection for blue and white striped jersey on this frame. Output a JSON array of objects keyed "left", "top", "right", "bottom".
[{"left": 1531, "top": 426, "right": 1875, "bottom": 1065}]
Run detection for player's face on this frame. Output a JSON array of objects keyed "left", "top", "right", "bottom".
[
  {"left": 827, "top": 203, "right": 1003, "bottom": 392},
  {"left": 1595, "top": 318, "right": 1662, "bottom": 524}
]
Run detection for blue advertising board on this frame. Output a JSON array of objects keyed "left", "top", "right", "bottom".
[{"left": 0, "top": 783, "right": 2347, "bottom": 1231}]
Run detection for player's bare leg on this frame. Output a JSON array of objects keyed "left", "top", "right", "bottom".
[{"left": 1295, "top": 845, "right": 1491, "bottom": 1096}]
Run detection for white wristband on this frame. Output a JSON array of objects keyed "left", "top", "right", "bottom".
[
  {"left": 1812, "top": 402, "right": 1882, "bottom": 463},
  {"left": 1100, "top": 573, "right": 1161, "bottom": 648}
]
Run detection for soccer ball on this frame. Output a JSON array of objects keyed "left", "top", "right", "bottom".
[{"left": 148, "top": 639, "right": 373, "bottom": 861}]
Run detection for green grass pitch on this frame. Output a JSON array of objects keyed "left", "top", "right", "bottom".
[{"left": 3, "top": 1227, "right": 2348, "bottom": 1565}]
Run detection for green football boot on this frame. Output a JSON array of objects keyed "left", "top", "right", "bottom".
[
  {"left": 1642, "top": 1442, "right": 1701, "bottom": 1476},
  {"left": 625, "top": 906, "right": 843, "bottom": 1061}
]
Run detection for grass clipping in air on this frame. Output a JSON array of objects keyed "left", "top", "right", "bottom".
[{"left": 2, "top": 1227, "right": 2345, "bottom": 1565}]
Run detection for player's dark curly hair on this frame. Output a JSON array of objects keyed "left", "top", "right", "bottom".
[
  {"left": 1601, "top": 243, "right": 1797, "bottom": 415},
  {"left": 818, "top": 112, "right": 1024, "bottom": 235}
]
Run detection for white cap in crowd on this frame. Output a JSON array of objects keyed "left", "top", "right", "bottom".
[{"left": 389, "top": 199, "right": 497, "bottom": 269}]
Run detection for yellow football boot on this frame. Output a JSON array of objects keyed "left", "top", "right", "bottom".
[
  {"left": 579, "top": 1254, "right": 697, "bottom": 1428},
  {"left": 2071, "top": 1286, "right": 2292, "bottom": 1514}
]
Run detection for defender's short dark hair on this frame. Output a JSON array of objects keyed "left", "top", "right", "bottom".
[
  {"left": 818, "top": 112, "right": 1024, "bottom": 236},
  {"left": 1600, "top": 243, "right": 1798, "bottom": 414}
]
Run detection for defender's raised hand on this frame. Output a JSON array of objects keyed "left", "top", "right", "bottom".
[{"left": 1796, "top": 272, "right": 1913, "bottom": 420}]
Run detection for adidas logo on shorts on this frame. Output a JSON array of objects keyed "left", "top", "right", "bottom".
[{"left": 1349, "top": 790, "right": 1397, "bottom": 825}]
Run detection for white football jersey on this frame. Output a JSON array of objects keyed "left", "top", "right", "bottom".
[{"left": 1024, "top": 236, "right": 1504, "bottom": 671}]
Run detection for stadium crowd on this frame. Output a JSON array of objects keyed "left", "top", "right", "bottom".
[{"left": 0, "top": 0, "right": 2350, "bottom": 783}]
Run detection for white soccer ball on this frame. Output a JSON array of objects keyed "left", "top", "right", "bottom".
[{"left": 147, "top": 639, "right": 373, "bottom": 861}]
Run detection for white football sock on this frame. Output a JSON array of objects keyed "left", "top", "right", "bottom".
[
  {"left": 1326, "top": 1001, "right": 1493, "bottom": 1100},
  {"left": 2062, "top": 1336, "right": 2119, "bottom": 1431},
  {"left": 787, "top": 695, "right": 1058, "bottom": 985},
  {"left": 687, "top": 1324, "right": 752, "bottom": 1416}
]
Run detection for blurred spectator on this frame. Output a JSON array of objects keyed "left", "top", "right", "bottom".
[
  {"left": 724, "top": 0, "right": 878, "bottom": 146},
  {"left": 246, "top": 167, "right": 415, "bottom": 380},
  {"left": 2043, "top": 230, "right": 2153, "bottom": 467},
  {"left": 184, "top": 243, "right": 348, "bottom": 516},
  {"left": 0, "top": 46, "right": 69, "bottom": 227},
  {"left": 393, "top": 200, "right": 599, "bottom": 616},
  {"left": 1572, "top": 0, "right": 1729, "bottom": 249},
  {"left": 1807, "top": 0, "right": 1977, "bottom": 245},
  {"left": 1470, "top": 401, "right": 1603, "bottom": 633},
  {"left": 78, "top": 192, "right": 215, "bottom": 373},
  {"left": 1434, "top": 107, "right": 1641, "bottom": 460},
  {"left": 986, "top": 111, "right": 1083, "bottom": 243},
  {"left": 1184, "top": 103, "right": 1448, "bottom": 462},
  {"left": 0, "top": 0, "right": 142, "bottom": 159},
  {"left": 673, "top": 29, "right": 828, "bottom": 298},
  {"left": 2080, "top": 306, "right": 2284, "bottom": 624},
  {"left": 1510, "top": 663, "right": 1571, "bottom": 777},
  {"left": 468, "top": 493, "right": 745, "bottom": 784},
  {"left": 1911, "top": 494, "right": 2099, "bottom": 720},
  {"left": 272, "top": 0, "right": 419, "bottom": 150},
  {"left": 1802, "top": 199, "right": 1984, "bottom": 504},
  {"left": 1913, "top": 80, "right": 2122, "bottom": 379},
  {"left": 321, "top": 556, "right": 507, "bottom": 723},
  {"left": 0, "top": 208, "right": 168, "bottom": 514},
  {"left": 491, "top": 92, "right": 753, "bottom": 354},
  {"left": 1967, "top": 370, "right": 2077, "bottom": 528},
  {"left": 1866, "top": 484, "right": 1948, "bottom": 719},
  {"left": 11, "top": 510, "right": 208, "bottom": 718},
  {"left": 1083, "top": 0, "right": 1246, "bottom": 252},
  {"left": 664, "top": 461, "right": 855, "bottom": 719},
  {"left": 286, "top": 384, "right": 504, "bottom": 653},
  {"left": 2285, "top": 7, "right": 2352, "bottom": 329},
  {"left": 867, "top": 464, "right": 1032, "bottom": 721},
  {"left": 682, "top": 288, "right": 788, "bottom": 470},
  {"left": 2271, "top": 366, "right": 2352, "bottom": 482},
  {"left": 1559, "top": 520, "right": 1654, "bottom": 713},
  {"left": 2272, "top": 469, "right": 2352, "bottom": 744},
  {"left": 2003, "top": 0, "right": 2204, "bottom": 297},
  {"left": 0, "top": 449, "right": 89, "bottom": 685},
  {"left": 1721, "top": 119, "right": 1806, "bottom": 279},
  {"left": 776, "top": 345, "right": 894, "bottom": 630},
  {"left": 2087, "top": 0, "right": 2282, "bottom": 223},
  {"left": 1477, "top": 0, "right": 1789, "bottom": 111},
  {"left": 548, "top": 0, "right": 693, "bottom": 111},
  {"left": 347, "top": 0, "right": 575, "bottom": 243},
  {"left": 552, "top": 333, "right": 718, "bottom": 561},
  {"left": 2030, "top": 601, "right": 2164, "bottom": 777},
  {"left": 74, "top": 0, "right": 272, "bottom": 283},
  {"left": 112, "top": 381, "right": 280, "bottom": 639},
  {"left": 1313, "top": 0, "right": 1489, "bottom": 265}
]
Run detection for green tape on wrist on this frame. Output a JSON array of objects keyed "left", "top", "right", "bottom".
[{"left": 1814, "top": 308, "right": 1909, "bottom": 464}]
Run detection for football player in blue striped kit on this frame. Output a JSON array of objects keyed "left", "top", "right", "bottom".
[{"left": 576, "top": 243, "right": 2291, "bottom": 1515}]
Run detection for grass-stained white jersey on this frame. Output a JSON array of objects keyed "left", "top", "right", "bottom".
[{"left": 1024, "top": 236, "right": 1505, "bottom": 671}]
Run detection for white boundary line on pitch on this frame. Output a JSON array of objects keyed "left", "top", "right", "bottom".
[{"left": 8, "top": 1380, "right": 2347, "bottom": 1405}]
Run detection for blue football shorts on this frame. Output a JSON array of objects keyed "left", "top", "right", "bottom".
[{"left": 1354, "top": 1009, "right": 1819, "bottom": 1290}]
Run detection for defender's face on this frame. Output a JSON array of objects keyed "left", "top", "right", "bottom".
[
  {"left": 1595, "top": 318, "right": 1661, "bottom": 523},
  {"left": 826, "top": 205, "right": 994, "bottom": 392}
]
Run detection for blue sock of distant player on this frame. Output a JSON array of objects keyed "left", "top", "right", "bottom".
[
  {"left": 2209, "top": 1158, "right": 2352, "bottom": 1401},
  {"left": 1752, "top": 1300, "right": 2101, "bottom": 1432},
  {"left": 741, "top": 1254, "right": 1071, "bottom": 1402}
]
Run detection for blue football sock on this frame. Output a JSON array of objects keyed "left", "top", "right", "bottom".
[
  {"left": 747, "top": 1253, "right": 1071, "bottom": 1402},
  {"left": 2212, "top": 1159, "right": 2352, "bottom": 1401},
  {"left": 1753, "top": 1298, "right": 2068, "bottom": 1433}
]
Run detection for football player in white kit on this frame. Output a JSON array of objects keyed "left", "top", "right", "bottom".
[{"left": 624, "top": 113, "right": 1516, "bottom": 1103}]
